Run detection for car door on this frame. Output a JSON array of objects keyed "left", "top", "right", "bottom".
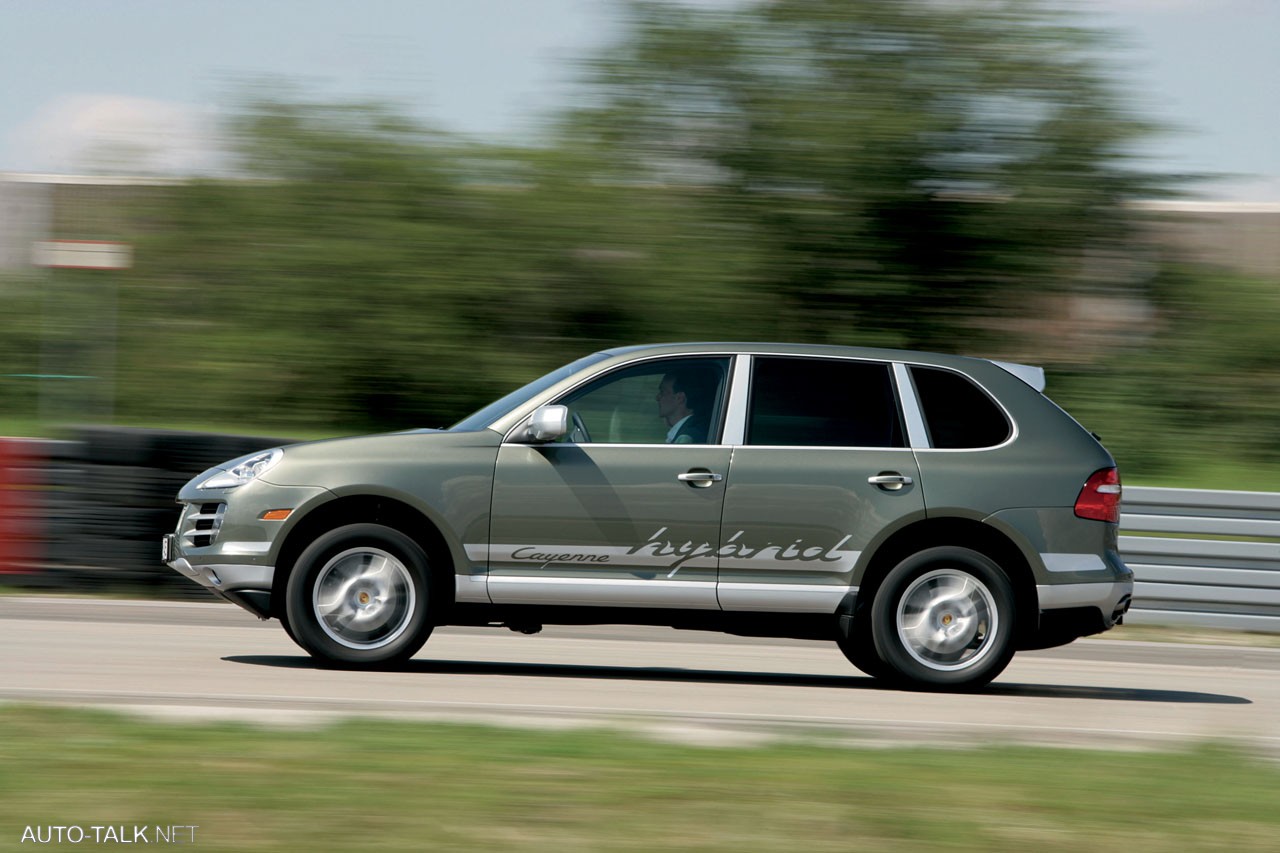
[
  {"left": 487, "top": 356, "right": 734, "bottom": 608},
  {"left": 716, "top": 355, "right": 926, "bottom": 613}
]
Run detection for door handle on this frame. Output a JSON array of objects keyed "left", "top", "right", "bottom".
[
  {"left": 868, "top": 473, "right": 913, "bottom": 490},
  {"left": 678, "top": 470, "right": 724, "bottom": 488}
]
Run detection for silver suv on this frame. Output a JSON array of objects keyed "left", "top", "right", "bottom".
[{"left": 164, "top": 343, "right": 1133, "bottom": 690}]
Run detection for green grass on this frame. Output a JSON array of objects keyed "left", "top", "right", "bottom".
[
  {"left": 2, "top": 706, "right": 1278, "bottom": 852},
  {"left": 1126, "top": 457, "right": 1280, "bottom": 493},
  {"left": 0, "top": 417, "right": 55, "bottom": 439},
  {"left": 1099, "top": 623, "right": 1280, "bottom": 648}
]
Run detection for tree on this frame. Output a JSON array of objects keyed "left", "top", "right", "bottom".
[
  {"left": 117, "top": 96, "right": 761, "bottom": 431},
  {"left": 566, "top": 0, "right": 1165, "bottom": 349},
  {"left": 105, "top": 0, "right": 1178, "bottom": 438}
]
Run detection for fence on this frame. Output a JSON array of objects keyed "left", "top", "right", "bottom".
[
  {"left": 1120, "top": 486, "right": 1280, "bottom": 632},
  {"left": 2, "top": 431, "right": 1279, "bottom": 631}
]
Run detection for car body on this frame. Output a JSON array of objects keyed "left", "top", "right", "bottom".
[{"left": 164, "top": 342, "right": 1133, "bottom": 689}]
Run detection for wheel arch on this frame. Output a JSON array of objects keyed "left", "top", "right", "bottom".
[
  {"left": 271, "top": 494, "right": 458, "bottom": 623},
  {"left": 856, "top": 516, "right": 1038, "bottom": 649}
]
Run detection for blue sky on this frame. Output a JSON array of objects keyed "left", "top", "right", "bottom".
[{"left": 1, "top": 0, "right": 1276, "bottom": 200}]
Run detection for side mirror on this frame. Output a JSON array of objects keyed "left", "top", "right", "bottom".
[{"left": 526, "top": 405, "right": 569, "bottom": 443}]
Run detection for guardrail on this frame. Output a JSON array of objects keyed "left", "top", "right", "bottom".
[
  {"left": 3, "top": 432, "right": 1279, "bottom": 631},
  {"left": 1121, "top": 486, "right": 1280, "bottom": 632}
]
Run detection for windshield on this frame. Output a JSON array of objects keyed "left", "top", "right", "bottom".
[{"left": 450, "top": 352, "right": 611, "bottom": 431}]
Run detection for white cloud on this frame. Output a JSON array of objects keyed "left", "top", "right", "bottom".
[{"left": 6, "top": 94, "right": 227, "bottom": 176}]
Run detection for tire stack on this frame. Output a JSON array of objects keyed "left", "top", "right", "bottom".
[
  {"left": 0, "top": 439, "right": 72, "bottom": 578},
  {"left": 42, "top": 427, "right": 294, "bottom": 595}
]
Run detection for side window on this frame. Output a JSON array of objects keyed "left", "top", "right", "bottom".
[
  {"left": 910, "top": 366, "right": 1011, "bottom": 449},
  {"left": 557, "top": 357, "right": 730, "bottom": 444},
  {"left": 747, "top": 357, "right": 904, "bottom": 448}
]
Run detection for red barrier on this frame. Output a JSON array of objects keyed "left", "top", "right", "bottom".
[{"left": 0, "top": 439, "right": 42, "bottom": 574}]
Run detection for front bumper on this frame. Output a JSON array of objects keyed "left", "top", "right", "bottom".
[
  {"left": 166, "top": 551, "right": 276, "bottom": 619},
  {"left": 165, "top": 527, "right": 274, "bottom": 619},
  {"left": 165, "top": 546, "right": 274, "bottom": 593},
  {"left": 162, "top": 480, "right": 328, "bottom": 620}
]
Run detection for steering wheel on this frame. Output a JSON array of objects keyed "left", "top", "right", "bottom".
[{"left": 570, "top": 411, "right": 592, "bottom": 444}]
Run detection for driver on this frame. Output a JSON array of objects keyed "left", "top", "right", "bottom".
[{"left": 656, "top": 368, "right": 712, "bottom": 444}]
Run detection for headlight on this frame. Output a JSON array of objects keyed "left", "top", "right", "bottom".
[{"left": 198, "top": 448, "right": 283, "bottom": 490}]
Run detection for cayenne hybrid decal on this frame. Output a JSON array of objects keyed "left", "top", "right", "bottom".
[{"left": 478, "top": 527, "right": 860, "bottom": 575}]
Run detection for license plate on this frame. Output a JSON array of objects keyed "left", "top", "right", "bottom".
[{"left": 161, "top": 534, "right": 175, "bottom": 563}]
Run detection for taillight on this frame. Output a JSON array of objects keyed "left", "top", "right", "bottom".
[{"left": 1075, "top": 467, "right": 1121, "bottom": 523}]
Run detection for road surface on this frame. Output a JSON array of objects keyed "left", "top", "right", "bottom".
[{"left": 4, "top": 596, "right": 1278, "bottom": 753}]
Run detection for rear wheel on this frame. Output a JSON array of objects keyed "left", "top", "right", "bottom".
[
  {"left": 284, "top": 523, "right": 434, "bottom": 667},
  {"left": 279, "top": 611, "right": 300, "bottom": 645},
  {"left": 870, "top": 547, "right": 1016, "bottom": 690},
  {"left": 835, "top": 591, "right": 898, "bottom": 683}
]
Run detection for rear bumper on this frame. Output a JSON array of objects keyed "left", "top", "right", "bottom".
[
  {"left": 1027, "top": 576, "right": 1134, "bottom": 650},
  {"left": 1037, "top": 579, "right": 1133, "bottom": 626}
]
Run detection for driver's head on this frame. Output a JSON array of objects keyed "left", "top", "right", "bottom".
[
  {"left": 656, "top": 367, "right": 712, "bottom": 425},
  {"left": 656, "top": 374, "right": 689, "bottom": 423}
]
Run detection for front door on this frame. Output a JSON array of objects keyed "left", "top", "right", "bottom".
[{"left": 487, "top": 356, "right": 733, "bottom": 608}]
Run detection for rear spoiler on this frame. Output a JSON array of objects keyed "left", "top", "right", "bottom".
[{"left": 992, "top": 360, "right": 1046, "bottom": 392}]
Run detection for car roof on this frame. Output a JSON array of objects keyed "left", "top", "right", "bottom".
[
  {"left": 601, "top": 341, "right": 981, "bottom": 369},
  {"left": 597, "top": 342, "right": 1046, "bottom": 392}
]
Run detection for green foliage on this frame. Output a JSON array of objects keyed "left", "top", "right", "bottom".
[
  {"left": 569, "top": 0, "right": 1162, "bottom": 349},
  {"left": 121, "top": 104, "right": 521, "bottom": 431},
  {"left": 105, "top": 91, "right": 781, "bottom": 433},
  {"left": 0, "top": 274, "right": 44, "bottom": 415},
  {"left": 1050, "top": 266, "right": 1280, "bottom": 479},
  {"left": 104, "top": 0, "right": 1165, "bottom": 435}
]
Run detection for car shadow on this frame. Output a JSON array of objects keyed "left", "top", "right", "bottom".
[
  {"left": 221, "top": 655, "right": 1250, "bottom": 705},
  {"left": 984, "top": 682, "right": 1250, "bottom": 704}
]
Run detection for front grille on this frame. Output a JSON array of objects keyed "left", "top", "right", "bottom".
[{"left": 179, "top": 502, "right": 226, "bottom": 548}]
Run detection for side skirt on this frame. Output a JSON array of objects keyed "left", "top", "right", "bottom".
[{"left": 445, "top": 603, "right": 840, "bottom": 642}]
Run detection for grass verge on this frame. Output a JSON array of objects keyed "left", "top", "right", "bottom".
[
  {"left": 1099, "top": 623, "right": 1280, "bottom": 648},
  {"left": 2, "top": 706, "right": 1278, "bottom": 852}
]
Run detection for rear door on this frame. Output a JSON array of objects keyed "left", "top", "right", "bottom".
[{"left": 716, "top": 355, "right": 926, "bottom": 613}]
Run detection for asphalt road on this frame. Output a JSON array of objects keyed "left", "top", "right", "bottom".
[{"left": 5, "top": 596, "right": 1279, "bottom": 753}]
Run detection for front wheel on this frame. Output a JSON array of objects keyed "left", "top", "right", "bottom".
[
  {"left": 871, "top": 547, "right": 1016, "bottom": 690},
  {"left": 284, "top": 523, "right": 434, "bottom": 667}
]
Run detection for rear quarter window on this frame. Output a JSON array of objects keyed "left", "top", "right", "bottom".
[{"left": 910, "top": 366, "right": 1011, "bottom": 449}]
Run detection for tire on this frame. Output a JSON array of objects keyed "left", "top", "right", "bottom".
[
  {"left": 835, "top": 592, "right": 899, "bottom": 683},
  {"left": 279, "top": 610, "right": 301, "bottom": 646},
  {"left": 284, "top": 523, "right": 434, "bottom": 667},
  {"left": 870, "top": 546, "right": 1016, "bottom": 691}
]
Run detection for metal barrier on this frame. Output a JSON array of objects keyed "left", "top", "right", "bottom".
[{"left": 1121, "top": 486, "right": 1280, "bottom": 632}]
